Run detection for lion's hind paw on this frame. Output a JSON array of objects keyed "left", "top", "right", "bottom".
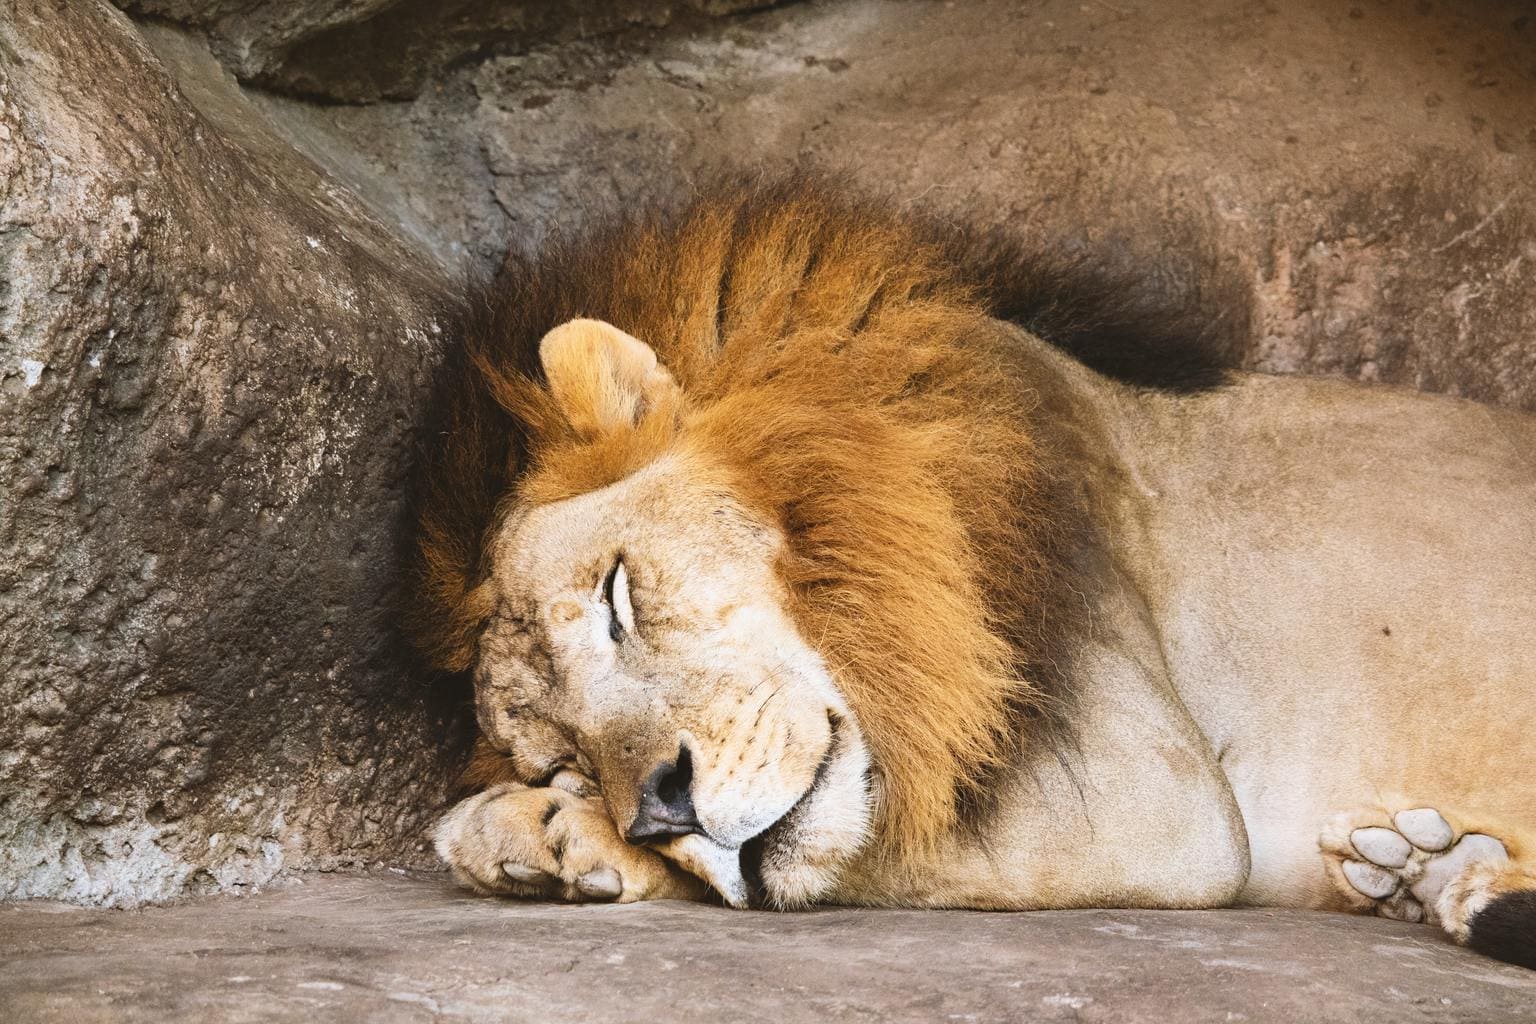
[{"left": 1322, "top": 806, "right": 1511, "bottom": 931}]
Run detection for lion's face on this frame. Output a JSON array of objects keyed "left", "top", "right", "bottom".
[{"left": 477, "top": 447, "right": 873, "bottom": 906}]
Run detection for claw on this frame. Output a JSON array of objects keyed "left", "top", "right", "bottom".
[
  {"left": 576, "top": 867, "right": 623, "bottom": 899},
  {"left": 663, "top": 833, "right": 749, "bottom": 908},
  {"left": 502, "top": 862, "right": 553, "bottom": 885}
]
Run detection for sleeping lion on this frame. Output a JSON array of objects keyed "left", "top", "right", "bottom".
[{"left": 410, "top": 179, "right": 1535, "bottom": 969}]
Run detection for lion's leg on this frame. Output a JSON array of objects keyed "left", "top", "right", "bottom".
[
  {"left": 1320, "top": 804, "right": 1536, "bottom": 968},
  {"left": 434, "top": 783, "right": 710, "bottom": 903}
]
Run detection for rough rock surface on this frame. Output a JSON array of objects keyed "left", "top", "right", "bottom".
[
  {"left": 0, "top": 0, "right": 467, "bottom": 906},
  {"left": 4, "top": 874, "right": 1535, "bottom": 1024},
  {"left": 266, "top": 0, "right": 1536, "bottom": 409},
  {"left": 113, "top": 0, "right": 785, "bottom": 102}
]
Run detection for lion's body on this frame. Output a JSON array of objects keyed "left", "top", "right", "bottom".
[
  {"left": 829, "top": 326, "right": 1536, "bottom": 919},
  {"left": 414, "top": 179, "right": 1536, "bottom": 967},
  {"left": 1110, "top": 361, "right": 1536, "bottom": 910}
]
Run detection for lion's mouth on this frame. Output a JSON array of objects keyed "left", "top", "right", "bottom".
[
  {"left": 665, "top": 711, "right": 844, "bottom": 909},
  {"left": 742, "top": 715, "right": 842, "bottom": 905},
  {"left": 739, "top": 830, "right": 771, "bottom": 905}
]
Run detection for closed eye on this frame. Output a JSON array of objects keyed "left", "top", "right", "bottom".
[{"left": 601, "top": 556, "right": 636, "bottom": 640}]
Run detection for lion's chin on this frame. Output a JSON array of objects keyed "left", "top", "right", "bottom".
[
  {"left": 662, "top": 710, "right": 874, "bottom": 910},
  {"left": 660, "top": 798, "right": 842, "bottom": 910},
  {"left": 661, "top": 833, "right": 753, "bottom": 907}
]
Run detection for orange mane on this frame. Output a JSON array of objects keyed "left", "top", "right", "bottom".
[{"left": 409, "top": 178, "right": 1142, "bottom": 854}]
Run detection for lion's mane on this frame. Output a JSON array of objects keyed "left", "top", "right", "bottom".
[{"left": 408, "top": 177, "right": 1224, "bottom": 856}]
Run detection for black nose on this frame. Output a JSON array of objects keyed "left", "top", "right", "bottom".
[{"left": 625, "top": 744, "right": 701, "bottom": 843}]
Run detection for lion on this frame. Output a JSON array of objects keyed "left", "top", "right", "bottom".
[{"left": 409, "top": 179, "right": 1536, "bottom": 969}]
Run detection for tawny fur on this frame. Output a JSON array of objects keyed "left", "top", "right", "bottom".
[{"left": 409, "top": 180, "right": 1087, "bottom": 855}]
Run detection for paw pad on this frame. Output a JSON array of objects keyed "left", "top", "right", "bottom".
[
  {"left": 1342, "top": 859, "right": 1399, "bottom": 899},
  {"left": 1392, "top": 808, "right": 1454, "bottom": 852},
  {"left": 1335, "top": 807, "right": 1509, "bottom": 924},
  {"left": 1350, "top": 827, "right": 1410, "bottom": 869}
]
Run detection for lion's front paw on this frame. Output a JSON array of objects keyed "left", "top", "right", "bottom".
[{"left": 433, "top": 784, "right": 709, "bottom": 903}]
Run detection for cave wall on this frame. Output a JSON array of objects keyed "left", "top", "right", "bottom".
[
  {"left": 115, "top": 0, "right": 785, "bottom": 102},
  {"left": 2, "top": 0, "right": 1533, "bottom": 906},
  {"left": 0, "top": 0, "right": 465, "bottom": 904},
  {"left": 262, "top": 0, "right": 1536, "bottom": 408},
  {"left": 129, "top": 0, "right": 1536, "bottom": 407}
]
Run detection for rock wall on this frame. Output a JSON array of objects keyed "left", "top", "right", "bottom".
[
  {"left": 267, "top": 0, "right": 1536, "bottom": 408},
  {"left": 3, "top": 0, "right": 1533, "bottom": 906},
  {"left": 113, "top": 0, "right": 785, "bottom": 102},
  {"left": 0, "top": 0, "right": 467, "bottom": 905}
]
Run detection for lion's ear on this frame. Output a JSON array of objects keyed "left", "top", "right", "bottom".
[{"left": 538, "top": 318, "right": 679, "bottom": 435}]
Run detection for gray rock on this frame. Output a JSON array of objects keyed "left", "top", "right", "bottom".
[
  {"left": 0, "top": 0, "right": 468, "bottom": 906},
  {"left": 254, "top": 0, "right": 1536, "bottom": 408},
  {"left": 464, "top": 0, "right": 1536, "bottom": 408},
  {"left": 3, "top": 873, "right": 1534, "bottom": 1023},
  {"left": 112, "top": 0, "right": 787, "bottom": 102}
]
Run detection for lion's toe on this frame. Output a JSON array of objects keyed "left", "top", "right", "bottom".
[
  {"left": 1349, "top": 826, "right": 1412, "bottom": 869},
  {"left": 1392, "top": 807, "right": 1455, "bottom": 852}
]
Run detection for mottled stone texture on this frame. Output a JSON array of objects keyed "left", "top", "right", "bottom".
[
  {"left": 0, "top": 0, "right": 467, "bottom": 905},
  {"left": 4, "top": 874, "right": 1536, "bottom": 1023},
  {"left": 263, "top": 0, "right": 1536, "bottom": 409},
  {"left": 112, "top": 0, "right": 785, "bottom": 102}
]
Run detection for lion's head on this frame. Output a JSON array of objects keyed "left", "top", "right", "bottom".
[
  {"left": 411, "top": 183, "right": 1080, "bottom": 906},
  {"left": 475, "top": 326, "right": 872, "bottom": 904}
]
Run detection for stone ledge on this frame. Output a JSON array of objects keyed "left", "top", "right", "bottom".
[{"left": 3, "top": 872, "right": 1533, "bottom": 1023}]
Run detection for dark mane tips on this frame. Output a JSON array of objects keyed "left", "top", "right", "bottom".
[{"left": 933, "top": 219, "right": 1242, "bottom": 393}]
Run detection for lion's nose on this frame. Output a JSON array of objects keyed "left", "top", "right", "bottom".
[{"left": 625, "top": 744, "right": 701, "bottom": 843}]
